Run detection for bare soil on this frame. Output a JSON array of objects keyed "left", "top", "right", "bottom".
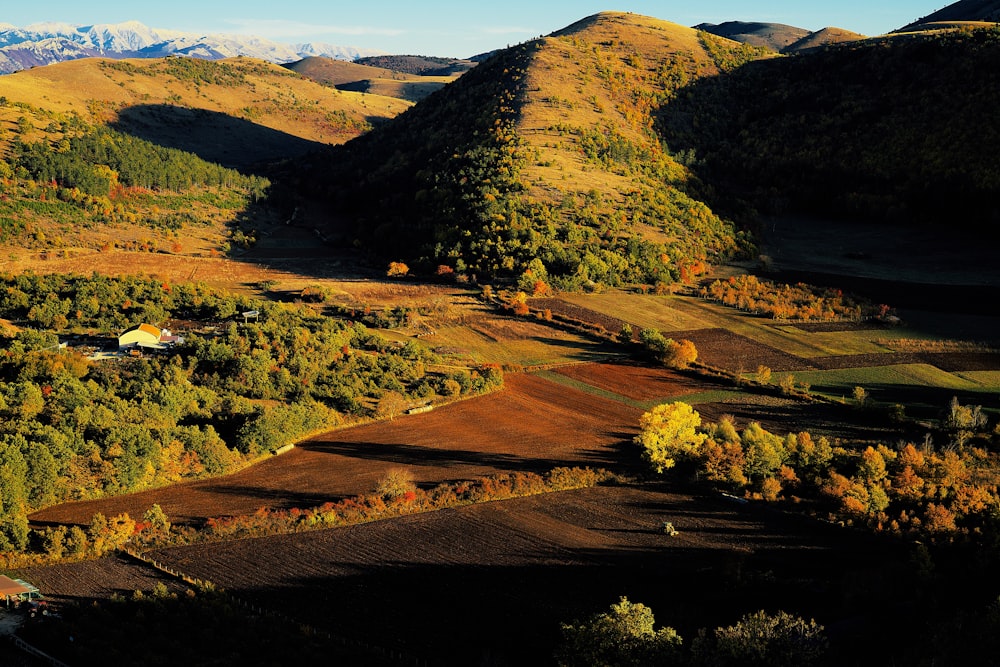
[
  {"left": 553, "top": 359, "right": 709, "bottom": 400},
  {"left": 13, "top": 554, "right": 188, "bottom": 607},
  {"left": 144, "top": 483, "right": 897, "bottom": 666}
]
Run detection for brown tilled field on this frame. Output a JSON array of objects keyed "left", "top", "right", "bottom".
[
  {"left": 144, "top": 483, "right": 894, "bottom": 665},
  {"left": 552, "top": 359, "right": 711, "bottom": 401},
  {"left": 15, "top": 554, "right": 188, "bottom": 604},
  {"left": 30, "top": 373, "right": 644, "bottom": 526}
]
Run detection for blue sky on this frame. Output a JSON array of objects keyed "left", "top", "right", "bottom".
[{"left": 2, "top": 1, "right": 950, "bottom": 57}]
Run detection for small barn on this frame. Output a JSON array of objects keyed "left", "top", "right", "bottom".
[
  {"left": 118, "top": 323, "right": 163, "bottom": 351},
  {"left": 0, "top": 575, "right": 30, "bottom": 607}
]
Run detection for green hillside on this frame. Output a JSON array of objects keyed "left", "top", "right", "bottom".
[{"left": 317, "top": 13, "right": 761, "bottom": 288}]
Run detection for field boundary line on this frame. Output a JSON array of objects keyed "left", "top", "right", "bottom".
[
  {"left": 118, "top": 546, "right": 429, "bottom": 666},
  {"left": 10, "top": 635, "right": 72, "bottom": 667}
]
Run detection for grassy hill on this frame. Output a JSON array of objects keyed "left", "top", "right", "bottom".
[
  {"left": 658, "top": 25, "right": 1000, "bottom": 228},
  {"left": 695, "top": 21, "right": 811, "bottom": 52},
  {"left": 316, "top": 13, "right": 763, "bottom": 288},
  {"left": 783, "top": 27, "right": 868, "bottom": 52},
  {"left": 285, "top": 56, "right": 458, "bottom": 102},
  {"left": 0, "top": 56, "right": 414, "bottom": 256},
  {"left": 355, "top": 55, "right": 477, "bottom": 76},
  {"left": 0, "top": 56, "right": 411, "bottom": 169}
]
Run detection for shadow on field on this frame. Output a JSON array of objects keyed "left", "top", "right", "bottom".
[
  {"left": 300, "top": 440, "right": 616, "bottom": 475},
  {"left": 164, "top": 490, "right": 913, "bottom": 667}
]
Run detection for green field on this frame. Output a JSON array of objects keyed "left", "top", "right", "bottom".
[
  {"left": 787, "top": 363, "right": 1000, "bottom": 419},
  {"left": 426, "top": 321, "right": 620, "bottom": 368},
  {"left": 561, "top": 291, "right": 895, "bottom": 358}
]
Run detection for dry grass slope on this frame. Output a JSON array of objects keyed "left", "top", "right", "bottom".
[
  {"left": 0, "top": 56, "right": 411, "bottom": 163},
  {"left": 519, "top": 13, "right": 717, "bottom": 205}
]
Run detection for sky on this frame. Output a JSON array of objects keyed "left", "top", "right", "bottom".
[{"left": 2, "top": 1, "right": 952, "bottom": 58}]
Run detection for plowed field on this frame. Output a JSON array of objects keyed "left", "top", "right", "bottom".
[
  {"left": 147, "top": 483, "right": 890, "bottom": 665},
  {"left": 14, "top": 554, "right": 187, "bottom": 604},
  {"left": 30, "top": 373, "right": 643, "bottom": 525},
  {"left": 552, "top": 359, "right": 711, "bottom": 401}
]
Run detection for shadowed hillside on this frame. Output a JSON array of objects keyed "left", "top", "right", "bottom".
[
  {"left": 314, "top": 13, "right": 762, "bottom": 288},
  {"left": 658, "top": 26, "right": 1000, "bottom": 228},
  {"left": 110, "top": 105, "right": 325, "bottom": 170},
  {"left": 898, "top": 0, "right": 1000, "bottom": 30}
]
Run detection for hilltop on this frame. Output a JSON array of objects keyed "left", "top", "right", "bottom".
[
  {"left": 898, "top": 0, "right": 1000, "bottom": 30},
  {"left": 354, "top": 55, "right": 477, "bottom": 76},
  {"left": 695, "top": 21, "right": 810, "bottom": 51},
  {"left": 316, "top": 12, "right": 760, "bottom": 287},
  {"left": 285, "top": 56, "right": 460, "bottom": 102},
  {"left": 783, "top": 27, "right": 868, "bottom": 53},
  {"left": 697, "top": 21, "right": 866, "bottom": 53}
]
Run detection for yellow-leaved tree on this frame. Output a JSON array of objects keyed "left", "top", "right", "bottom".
[{"left": 634, "top": 402, "right": 707, "bottom": 473}]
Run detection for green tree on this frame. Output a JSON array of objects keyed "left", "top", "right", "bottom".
[
  {"left": 556, "top": 596, "right": 682, "bottom": 666},
  {"left": 635, "top": 402, "right": 707, "bottom": 473},
  {"left": 741, "top": 422, "right": 786, "bottom": 483},
  {"left": 0, "top": 437, "right": 29, "bottom": 550},
  {"left": 693, "top": 609, "right": 828, "bottom": 666}
]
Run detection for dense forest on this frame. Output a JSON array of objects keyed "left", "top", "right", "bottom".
[
  {"left": 0, "top": 273, "right": 500, "bottom": 552},
  {"left": 659, "top": 26, "right": 1000, "bottom": 225}
]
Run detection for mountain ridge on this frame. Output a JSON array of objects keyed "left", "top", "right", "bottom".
[
  {"left": 898, "top": 0, "right": 1000, "bottom": 31},
  {"left": 0, "top": 20, "right": 385, "bottom": 74}
]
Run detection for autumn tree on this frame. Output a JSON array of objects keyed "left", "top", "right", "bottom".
[
  {"left": 635, "top": 402, "right": 707, "bottom": 472},
  {"left": 386, "top": 261, "right": 409, "bottom": 278},
  {"left": 374, "top": 468, "right": 417, "bottom": 501},
  {"left": 143, "top": 504, "right": 171, "bottom": 535}
]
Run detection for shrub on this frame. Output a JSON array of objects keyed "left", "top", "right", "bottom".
[{"left": 375, "top": 468, "right": 417, "bottom": 501}]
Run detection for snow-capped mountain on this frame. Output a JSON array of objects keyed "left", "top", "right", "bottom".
[{"left": 0, "top": 20, "right": 384, "bottom": 74}]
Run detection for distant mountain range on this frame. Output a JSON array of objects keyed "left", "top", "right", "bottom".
[{"left": 0, "top": 20, "right": 385, "bottom": 74}]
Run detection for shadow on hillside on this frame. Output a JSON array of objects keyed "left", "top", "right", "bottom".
[{"left": 110, "top": 104, "right": 328, "bottom": 172}]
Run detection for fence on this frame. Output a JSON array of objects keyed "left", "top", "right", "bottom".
[{"left": 9, "top": 635, "right": 72, "bottom": 667}]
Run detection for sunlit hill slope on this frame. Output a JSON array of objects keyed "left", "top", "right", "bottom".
[{"left": 317, "top": 12, "right": 762, "bottom": 288}]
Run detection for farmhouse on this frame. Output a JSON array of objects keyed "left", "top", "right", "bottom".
[
  {"left": 118, "top": 324, "right": 184, "bottom": 351},
  {"left": 0, "top": 575, "right": 31, "bottom": 607}
]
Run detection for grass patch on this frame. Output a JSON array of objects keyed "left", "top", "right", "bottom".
[
  {"left": 667, "top": 297, "right": 887, "bottom": 357},
  {"left": 558, "top": 292, "right": 712, "bottom": 332},
  {"left": 429, "top": 322, "right": 617, "bottom": 368},
  {"left": 954, "top": 370, "right": 1000, "bottom": 391},
  {"left": 793, "top": 364, "right": 980, "bottom": 393}
]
